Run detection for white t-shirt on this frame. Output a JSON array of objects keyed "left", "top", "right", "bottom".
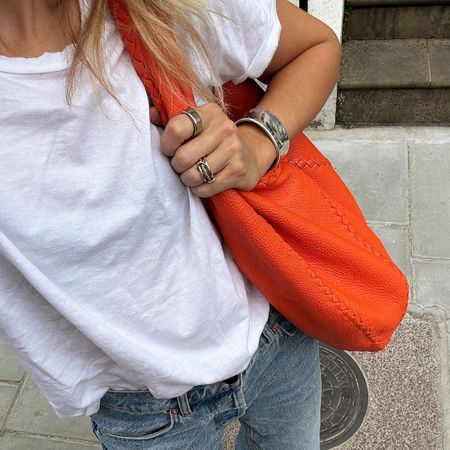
[{"left": 0, "top": 0, "right": 281, "bottom": 417}]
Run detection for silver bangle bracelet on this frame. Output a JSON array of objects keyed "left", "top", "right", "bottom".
[{"left": 235, "top": 117, "right": 280, "bottom": 170}]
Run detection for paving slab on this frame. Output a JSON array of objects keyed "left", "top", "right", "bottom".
[
  {"left": 5, "top": 375, "right": 97, "bottom": 442},
  {"left": 368, "top": 223, "right": 411, "bottom": 277},
  {"left": 414, "top": 260, "right": 450, "bottom": 318},
  {"left": 340, "top": 39, "right": 430, "bottom": 89},
  {"left": 0, "top": 383, "right": 19, "bottom": 429},
  {"left": 414, "top": 259, "right": 450, "bottom": 378},
  {"left": 0, "top": 340, "right": 25, "bottom": 382},
  {"left": 0, "top": 434, "right": 101, "bottom": 450},
  {"left": 344, "top": 6, "right": 450, "bottom": 40},
  {"left": 305, "top": 126, "right": 450, "bottom": 143},
  {"left": 307, "top": 138, "right": 408, "bottom": 223},
  {"left": 429, "top": 39, "right": 450, "bottom": 88},
  {"left": 337, "top": 88, "right": 450, "bottom": 126},
  {"left": 410, "top": 142, "right": 450, "bottom": 258}
]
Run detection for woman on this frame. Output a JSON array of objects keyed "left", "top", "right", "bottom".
[{"left": 0, "top": 0, "right": 340, "bottom": 448}]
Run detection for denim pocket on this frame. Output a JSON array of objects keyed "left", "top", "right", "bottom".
[
  {"left": 91, "top": 404, "right": 176, "bottom": 443},
  {"left": 105, "top": 416, "right": 173, "bottom": 441}
]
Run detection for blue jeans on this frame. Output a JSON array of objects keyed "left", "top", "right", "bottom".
[{"left": 90, "top": 305, "right": 321, "bottom": 449}]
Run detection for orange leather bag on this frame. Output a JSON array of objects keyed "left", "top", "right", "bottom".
[{"left": 109, "top": 0, "right": 409, "bottom": 351}]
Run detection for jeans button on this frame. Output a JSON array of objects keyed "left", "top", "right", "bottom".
[{"left": 272, "top": 323, "right": 279, "bottom": 333}]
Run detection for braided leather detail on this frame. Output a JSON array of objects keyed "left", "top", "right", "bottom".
[
  {"left": 302, "top": 258, "right": 380, "bottom": 347},
  {"left": 321, "top": 192, "right": 397, "bottom": 267},
  {"left": 107, "top": 0, "right": 195, "bottom": 125},
  {"left": 288, "top": 158, "right": 330, "bottom": 170}
]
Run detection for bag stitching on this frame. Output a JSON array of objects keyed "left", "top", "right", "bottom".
[
  {"left": 323, "top": 194, "right": 394, "bottom": 265},
  {"left": 284, "top": 157, "right": 404, "bottom": 275},
  {"left": 304, "top": 262, "right": 381, "bottom": 347}
]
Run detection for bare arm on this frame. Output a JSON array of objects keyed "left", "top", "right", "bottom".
[
  {"left": 158, "top": 0, "right": 341, "bottom": 197},
  {"left": 237, "top": 0, "right": 341, "bottom": 173},
  {"left": 260, "top": 0, "right": 341, "bottom": 134}
]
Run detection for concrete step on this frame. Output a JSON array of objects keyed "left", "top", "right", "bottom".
[
  {"left": 344, "top": 5, "right": 450, "bottom": 40},
  {"left": 347, "top": 0, "right": 450, "bottom": 6},
  {"left": 340, "top": 39, "right": 450, "bottom": 89},
  {"left": 336, "top": 88, "right": 450, "bottom": 126}
]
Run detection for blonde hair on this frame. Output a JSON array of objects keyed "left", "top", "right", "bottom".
[{"left": 66, "top": 0, "right": 225, "bottom": 108}]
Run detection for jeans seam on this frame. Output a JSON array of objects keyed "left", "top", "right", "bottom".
[
  {"left": 94, "top": 411, "right": 176, "bottom": 442},
  {"left": 245, "top": 422, "right": 262, "bottom": 450},
  {"left": 91, "top": 421, "right": 108, "bottom": 450},
  {"left": 97, "top": 404, "right": 172, "bottom": 414}
]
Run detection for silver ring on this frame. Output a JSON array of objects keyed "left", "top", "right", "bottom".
[
  {"left": 181, "top": 108, "right": 203, "bottom": 138},
  {"left": 196, "top": 157, "right": 216, "bottom": 184}
]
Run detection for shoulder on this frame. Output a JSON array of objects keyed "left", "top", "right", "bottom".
[
  {"left": 194, "top": 0, "right": 281, "bottom": 85},
  {"left": 205, "top": 0, "right": 276, "bottom": 29}
]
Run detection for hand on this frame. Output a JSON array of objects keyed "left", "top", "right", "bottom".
[{"left": 150, "top": 104, "right": 276, "bottom": 198}]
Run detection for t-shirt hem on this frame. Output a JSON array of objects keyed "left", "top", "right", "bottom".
[{"left": 50, "top": 398, "right": 102, "bottom": 418}]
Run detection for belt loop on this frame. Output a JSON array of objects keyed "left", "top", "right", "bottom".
[
  {"left": 232, "top": 373, "right": 246, "bottom": 416},
  {"left": 176, "top": 392, "right": 192, "bottom": 417}
]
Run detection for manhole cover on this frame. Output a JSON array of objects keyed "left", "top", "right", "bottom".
[{"left": 319, "top": 344, "right": 368, "bottom": 449}]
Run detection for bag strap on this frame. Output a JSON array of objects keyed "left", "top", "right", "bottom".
[{"left": 107, "top": 0, "right": 196, "bottom": 125}]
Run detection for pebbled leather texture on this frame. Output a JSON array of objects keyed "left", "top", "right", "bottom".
[{"left": 108, "top": 0, "right": 409, "bottom": 351}]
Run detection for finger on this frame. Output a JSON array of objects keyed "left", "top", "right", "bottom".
[
  {"left": 180, "top": 150, "right": 229, "bottom": 187},
  {"left": 170, "top": 116, "right": 238, "bottom": 174},
  {"left": 190, "top": 165, "right": 236, "bottom": 198},
  {"left": 149, "top": 107, "right": 163, "bottom": 126},
  {"left": 160, "top": 103, "right": 225, "bottom": 158},
  {"left": 160, "top": 111, "right": 202, "bottom": 157},
  {"left": 190, "top": 146, "right": 260, "bottom": 197},
  {"left": 170, "top": 123, "right": 230, "bottom": 174}
]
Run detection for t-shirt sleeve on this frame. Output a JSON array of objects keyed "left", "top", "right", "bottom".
[{"left": 192, "top": 0, "right": 282, "bottom": 85}]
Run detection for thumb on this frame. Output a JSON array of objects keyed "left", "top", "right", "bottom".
[{"left": 149, "top": 106, "right": 163, "bottom": 126}]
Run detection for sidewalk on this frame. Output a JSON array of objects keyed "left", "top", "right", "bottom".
[
  {"left": 306, "top": 125, "right": 450, "bottom": 449},
  {"left": 1, "top": 126, "right": 449, "bottom": 449}
]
